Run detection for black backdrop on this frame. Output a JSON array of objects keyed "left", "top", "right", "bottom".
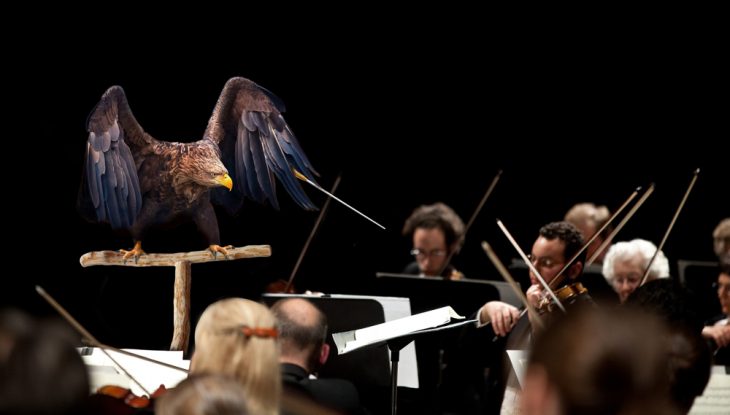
[{"left": 2, "top": 33, "right": 726, "bottom": 352}]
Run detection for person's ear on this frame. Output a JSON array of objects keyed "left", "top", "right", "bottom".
[
  {"left": 568, "top": 261, "right": 583, "bottom": 280},
  {"left": 319, "top": 343, "right": 330, "bottom": 366},
  {"left": 189, "top": 352, "right": 197, "bottom": 371}
]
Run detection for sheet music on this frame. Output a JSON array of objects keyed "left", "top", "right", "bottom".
[
  {"left": 80, "top": 348, "right": 189, "bottom": 396},
  {"left": 333, "top": 306, "right": 464, "bottom": 355},
  {"left": 689, "top": 370, "right": 730, "bottom": 414},
  {"left": 329, "top": 294, "right": 419, "bottom": 388}
]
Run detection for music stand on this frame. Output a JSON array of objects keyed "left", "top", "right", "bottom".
[
  {"left": 374, "top": 273, "right": 500, "bottom": 315},
  {"left": 373, "top": 274, "right": 500, "bottom": 412},
  {"left": 334, "top": 312, "right": 477, "bottom": 415}
]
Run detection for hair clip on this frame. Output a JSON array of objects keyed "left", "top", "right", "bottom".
[{"left": 240, "top": 326, "right": 278, "bottom": 339}]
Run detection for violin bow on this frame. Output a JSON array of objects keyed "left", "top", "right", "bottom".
[
  {"left": 481, "top": 241, "right": 544, "bottom": 329},
  {"left": 549, "top": 186, "right": 641, "bottom": 290},
  {"left": 586, "top": 184, "right": 655, "bottom": 266},
  {"left": 639, "top": 169, "right": 700, "bottom": 286},
  {"left": 36, "top": 286, "right": 188, "bottom": 395},
  {"left": 437, "top": 169, "right": 502, "bottom": 277},
  {"left": 496, "top": 219, "right": 566, "bottom": 313},
  {"left": 285, "top": 174, "right": 342, "bottom": 293}
]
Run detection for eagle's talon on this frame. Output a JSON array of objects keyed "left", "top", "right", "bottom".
[
  {"left": 209, "top": 244, "right": 232, "bottom": 260},
  {"left": 120, "top": 242, "right": 146, "bottom": 263}
]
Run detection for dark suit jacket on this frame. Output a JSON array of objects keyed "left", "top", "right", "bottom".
[
  {"left": 707, "top": 315, "right": 730, "bottom": 366},
  {"left": 281, "top": 363, "right": 362, "bottom": 414}
]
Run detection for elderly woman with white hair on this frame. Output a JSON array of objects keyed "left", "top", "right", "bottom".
[{"left": 602, "top": 239, "right": 670, "bottom": 303}]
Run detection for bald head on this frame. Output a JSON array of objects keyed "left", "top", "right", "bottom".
[
  {"left": 270, "top": 298, "right": 328, "bottom": 370},
  {"left": 274, "top": 298, "right": 322, "bottom": 328}
]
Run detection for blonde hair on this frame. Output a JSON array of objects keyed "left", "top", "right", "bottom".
[
  {"left": 713, "top": 218, "right": 730, "bottom": 240},
  {"left": 191, "top": 298, "right": 280, "bottom": 415},
  {"left": 564, "top": 203, "right": 611, "bottom": 236}
]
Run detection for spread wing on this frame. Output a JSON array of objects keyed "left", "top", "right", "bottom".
[
  {"left": 81, "top": 86, "right": 157, "bottom": 229},
  {"left": 204, "top": 77, "right": 319, "bottom": 213}
]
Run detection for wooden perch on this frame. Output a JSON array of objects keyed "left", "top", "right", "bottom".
[
  {"left": 79, "top": 245, "right": 271, "bottom": 267},
  {"left": 79, "top": 245, "right": 271, "bottom": 354}
]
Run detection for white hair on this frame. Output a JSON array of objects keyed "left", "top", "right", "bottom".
[{"left": 602, "top": 239, "right": 670, "bottom": 283}]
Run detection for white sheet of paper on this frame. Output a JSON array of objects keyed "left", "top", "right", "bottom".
[
  {"left": 506, "top": 350, "right": 529, "bottom": 389},
  {"left": 337, "top": 306, "right": 464, "bottom": 353},
  {"left": 689, "top": 371, "right": 730, "bottom": 414}
]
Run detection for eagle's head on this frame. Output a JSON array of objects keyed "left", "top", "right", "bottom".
[{"left": 176, "top": 143, "right": 233, "bottom": 191}]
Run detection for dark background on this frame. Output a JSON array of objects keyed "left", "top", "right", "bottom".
[{"left": 2, "top": 30, "right": 726, "bottom": 352}]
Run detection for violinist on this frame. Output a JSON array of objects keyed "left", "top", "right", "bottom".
[
  {"left": 271, "top": 298, "right": 363, "bottom": 415},
  {"left": 564, "top": 202, "right": 613, "bottom": 267},
  {"left": 602, "top": 239, "right": 670, "bottom": 303},
  {"left": 476, "top": 221, "right": 592, "bottom": 414},
  {"left": 713, "top": 217, "right": 730, "bottom": 266},
  {"left": 401, "top": 202, "right": 466, "bottom": 280},
  {"left": 702, "top": 265, "right": 730, "bottom": 365},
  {"left": 189, "top": 298, "right": 280, "bottom": 415},
  {"left": 477, "top": 221, "right": 589, "bottom": 334}
]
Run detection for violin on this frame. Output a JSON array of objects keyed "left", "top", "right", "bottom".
[
  {"left": 265, "top": 279, "right": 297, "bottom": 293},
  {"left": 87, "top": 384, "right": 167, "bottom": 414},
  {"left": 537, "top": 282, "right": 589, "bottom": 314}
]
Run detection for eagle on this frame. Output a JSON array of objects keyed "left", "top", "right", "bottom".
[{"left": 80, "top": 77, "right": 319, "bottom": 259}]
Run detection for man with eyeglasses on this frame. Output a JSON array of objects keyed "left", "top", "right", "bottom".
[
  {"left": 477, "top": 221, "right": 588, "bottom": 335},
  {"left": 473, "top": 221, "right": 591, "bottom": 414},
  {"left": 702, "top": 265, "right": 730, "bottom": 365},
  {"left": 401, "top": 202, "right": 465, "bottom": 280}
]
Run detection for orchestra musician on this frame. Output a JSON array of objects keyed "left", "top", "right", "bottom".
[
  {"left": 271, "top": 298, "right": 363, "bottom": 415},
  {"left": 625, "top": 278, "right": 712, "bottom": 413},
  {"left": 475, "top": 221, "right": 593, "bottom": 414},
  {"left": 564, "top": 202, "right": 613, "bottom": 267},
  {"left": 0, "top": 309, "right": 90, "bottom": 415},
  {"left": 602, "top": 239, "right": 670, "bottom": 303},
  {"left": 702, "top": 264, "right": 730, "bottom": 365},
  {"left": 189, "top": 298, "right": 280, "bottom": 415},
  {"left": 521, "top": 307, "right": 683, "bottom": 415},
  {"left": 155, "top": 374, "right": 251, "bottom": 415},
  {"left": 713, "top": 218, "right": 730, "bottom": 266},
  {"left": 401, "top": 202, "right": 466, "bottom": 279}
]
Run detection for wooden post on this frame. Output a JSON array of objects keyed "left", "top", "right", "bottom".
[
  {"left": 80, "top": 245, "right": 271, "bottom": 354},
  {"left": 172, "top": 261, "right": 191, "bottom": 352}
]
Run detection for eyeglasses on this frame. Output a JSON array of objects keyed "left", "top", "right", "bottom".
[
  {"left": 411, "top": 248, "right": 446, "bottom": 258},
  {"left": 527, "top": 254, "right": 562, "bottom": 268},
  {"left": 712, "top": 282, "right": 730, "bottom": 293},
  {"left": 612, "top": 275, "right": 641, "bottom": 286}
]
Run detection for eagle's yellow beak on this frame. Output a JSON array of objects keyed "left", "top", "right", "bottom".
[{"left": 217, "top": 173, "right": 233, "bottom": 191}]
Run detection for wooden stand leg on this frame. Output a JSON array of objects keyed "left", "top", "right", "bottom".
[{"left": 171, "top": 260, "right": 191, "bottom": 353}]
